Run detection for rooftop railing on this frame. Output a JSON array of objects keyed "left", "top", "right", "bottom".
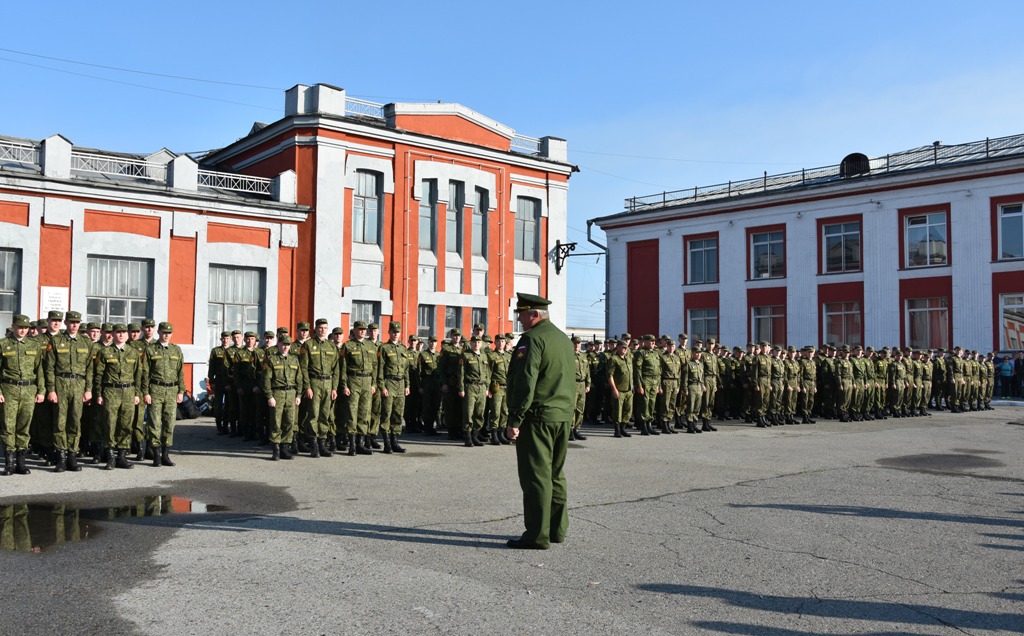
[
  {"left": 71, "top": 151, "right": 167, "bottom": 182},
  {"left": 0, "top": 139, "right": 40, "bottom": 165},
  {"left": 197, "top": 169, "right": 273, "bottom": 195}
]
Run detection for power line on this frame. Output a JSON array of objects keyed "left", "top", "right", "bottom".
[
  {"left": 573, "top": 148, "right": 811, "bottom": 167},
  {"left": 575, "top": 163, "right": 675, "bottom": 189}
]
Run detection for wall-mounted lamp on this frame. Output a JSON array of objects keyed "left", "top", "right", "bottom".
[
  {"left": 728, "top": 220, "right": 734, "bottom": 226},
  {"left": 796, "top": 211, "right": 803, "bottom": 219},
  {"left": 666, "top": 229, "right": 673, "bottom": 236}
]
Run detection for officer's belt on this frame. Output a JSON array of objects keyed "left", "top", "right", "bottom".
[
  {"left": 57, "top": 373, "right": 85, "bottom": 380},
  {"left": 2, "top": 379, "right": 35, "bottom": 386},
  {"left": 151, "top": 381, "right": 178, "bottom": 387},
  {"left": 347, "top": 372, "right": 372, "bottom": 377},
  {"left": 311, "top": 375, "right": 334, "bottom": 381},
  {"left": 103, "top": 382, "right": 133, "bottom": 389}
]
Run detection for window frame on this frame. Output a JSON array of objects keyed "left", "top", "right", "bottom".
[
  {"left": 514, "top": 196, "right": 541, "bottom": 263},
  {"left": 751, "top": 304, "right": 786, "bottom": 344},
  {"left": 747, "top": 225, "right": 786, "bottom": 280},
  {"left": 352, "top": 170, "right": 383, "bottom": 246},
  {"left": 905, "top": 296, "right": 950, "bottom": 350},
  {"left": 686, "top": 234, "right": 718, "bottom": 285},
  {"left": 419, "top": 179, "right": 437, "bottom": 252},
  {"left": 444, "top": 306, "right": 462, "bottom": 333},
  {"left": 86, "top": 256, "right": 153, "bottom": 326},
  {"left": 352, "top": 301, "right": 380, "bottom": 328},
  {"left": 899, "top": 204, "right": 950, "bottom": 269},
  {"left": 999, "top": 293, "right": 1024, "bottom": 350},
  {"left": 688, "top": 308, "right": 719, "bottom": 343},
  {"left": 997, "top": 202, "right": 1024, "bottom": 261},
  {"left": 822, "top": 301, "right": 862, "bottom": 347},
  {"left": 471, "top": 187, "right": 488, "bottom": 257},
  {"left": 0, "top": 248, "right": 21, "bottom": 324},
  {"left": 208, "top": 265, "right": 264, "bottom": 349},
  {"left": 417, "top": 304, "right": 435, "bottom": 339},
  {"left": 447, "top": 180, "right": 464, "bottom": 255},
  {"left": 820, "top": 219, "right": 862, "bottom": 274}
]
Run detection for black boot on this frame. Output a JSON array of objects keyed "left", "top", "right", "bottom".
[
  {"left": 320, "top": 438, "right": 332, "bottom": 457},
  {"left": 152, "top": 446, "right": 162, "bottom": 467},
  {"left": 489, "top": 430, "right": 502, "bottom": 445},
  {"left": 499, "top": 428, "right": 511, "bottom": 444},
  {"left": 390, "top": 434, "right": 406, "bottom": 453},
  {"left": 702, "top": 418, "right": 717, "bottom": 432},
  {"left": 104, "top": 447, "right": 115, "bottom": 471},
  {"left": 613, "top": 423, "right": 623, "bottom": 438},
  {"left": 756, "top": 416, "right": 767, "bottom": 428},
  {"left": 620, "top": 422, "right": 632, "bottom": 437},
  {"left": 639, "top": 420, "right": 651, "bottom": 436},
  {"left": 91, "top": 442, "right": 103, "bottom": 464},
  {"left": 115, "top": 449, "right": 133, "bottom": 469},
  {"left": 2, "top": 451, "right": 13, "bottom": 476},
  {"left": 575, "top": 428, "right": 588, "bottom": 440},
  {"left": 14, "top": 450, "right": 30, "bottom": 475},
  {"left": 310, "top": 438, "right": 320, "bottom": 458},
  {"left": 368, "top": 433, "right": 382, "bottom": 450},
  {"left": 687, "top": 419, "right": 701, "bottom": 433},
  {"left": 135, "top": 440, "right": 146, "bottom": 462},
  {"left": 648, "top": 420, "right": 661, "bottom": 435},
  {"left": 382, "top": 434, "right": 393, "bottom": 454},
  {"left": 270, "top": 444, "right": 280, "bottom": 461},
  {"left": 326, "top": 435, "right": 336, "bottom": 454},
  {"left": 53, "top": 450, "right": 67, "bottom": 473},
  {"left": 660, "top": 421, "right": 674, "bottom": 435},
  {"left": 356, "top": 435, "right": 373, "bottom": 455},
  {"left": 347, "top": 435, "right": 357, "bottom": 457},
  {"left": 280, "top": 443, "right": 294, "bottom": 460},
  {"left": 66, "top": 451, "right": 81, "bottom": 472},
  {"left": 160, "top": 447, "right": 175, "bottom": 467}
]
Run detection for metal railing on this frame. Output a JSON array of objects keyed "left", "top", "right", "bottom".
[
  {"left": 345, "top": 97, "right": 385, "bottom": 119},
  {"left": 0, "top": 139, "right": 39, "bottom": 165},
  {"left": 197, "top": 169, "right": 273, "bottom": 195},
  {"left": 71, "top": 151, "right": 167, "bottom": 182},
  {"left": 625, "top": 133, "right": 1024, "bottom": 212},
  {"left": 511, "top": 134, "right": 541, "bottom": 155}
]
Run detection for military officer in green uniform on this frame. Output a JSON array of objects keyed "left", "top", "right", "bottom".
[
  {"left": 505, "top": 293, "right": 575, "bottom": 550},
  {"left": 340, "top": 320, "right": 378, "bottom": 455},
  {"left": 457, "top": 334, "right": 491, "bottom": 447},
  {"left": 93, "top": 324, "right": 144, "bottom": 470},
  {"left": 783, "top": 345, "right": 800, "bottom": 424},
  {"left": 684, "top": 345, "right": 706, "bottom": 433},
  {"left": 128, "top": 320, "right": 152, "bottom": 457},
  {"left": 141, "top": 322, "right": 186, "bottom": 467},
  {"left": 438, "top": 328, "right": 465, "bottom": 439},
  {"left": 261, "top": 335, "right": 307, "bottom": 460},
  {"left": 299, "top": 318, "right": 340, "bottom": 457},
  {"left": 44, "top": 310, "right": 93, "bottom": 472},
  {"left": 797, "top": 346, "right": 818, "bottom": 423},
  {"left": 418, "top": 336, "right": 441, "bottom": 435},
  {"left": 208, "top": 331, "right": 232, "bottom": 435},
  {"left": 656, "top": 337, "right": 681, "bottom": 434},
  {"left": 487, "top": 334, "right": 511, "bottom": 445},
  {"left": 570, "top": 335, "right": 591, "bottom": 441},
  {"left": 1, "top": 314, "right": 46, "bottom": 475},
  {"left": 377, "top": 321, "right": 410, "bottom": 454},
  {"left": 606, "top": 340, "right": 634, "bottom": 438},
  {"left": 752, "top": 342, "right": 773, "bottom": 427},
  {"left": 633, "top": 334, "right": 662, "bottom": 435}
]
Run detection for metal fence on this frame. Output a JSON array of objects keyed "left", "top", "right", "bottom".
[
  {"left": 0, "top": 139, "right": 38, "bottom": 165},
  {"left": 197, "top": 169, "right": 273, "bottom": 195},
  {"left": 71, "top": 151, "right": 167, "bottom": 182}
]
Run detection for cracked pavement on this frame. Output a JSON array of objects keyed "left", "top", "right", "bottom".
[{"left": 1, "top": 406, "right": 1022, "bottom": 635}]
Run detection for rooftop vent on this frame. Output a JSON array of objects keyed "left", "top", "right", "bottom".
[{"left": 840, "top": 152, "right": 870, "bottom": 178}]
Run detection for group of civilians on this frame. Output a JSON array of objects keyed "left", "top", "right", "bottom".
[{"left": 995, "top": 352, "right": 1024, "bottom": 398}]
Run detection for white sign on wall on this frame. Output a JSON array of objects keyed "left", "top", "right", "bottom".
[{"left": 39, "top": 286, "right": 69, "bottom": 317}]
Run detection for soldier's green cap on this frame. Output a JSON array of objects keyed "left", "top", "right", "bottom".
[
  {"left": 47, "top": 310, "right": 64, "bottom": 321},
  {"left": 243, "top": 330, "right": 257, "bottom": 338},
  {"left": 659, "top": 334, "right": 671, "bottom": 342},
  {"left": 331, "top": 327, "right": 343, "bottom": 336},
  {"left": 353, "top": 320, "right": 367, "bottom": 329},
  {"left": 937, "top": 348, "right": 945, "bottom": 353},
  {"left": 12, "top": 314, "right": 30, "bottom": 328},
  {"left": 159, "top": 322, "right": 174, "bottom": 334},
  {"left": 231, "top": 330, "right": 241, "bottom": 336},
  {"left": 102, "top": 322, "right": 114, "bottom": 332},
  {"left": 450, "top": 328, "right": 462, "bottom": 336},
  {"left": 483, "top": 335, "right": 493, "bottom": 343},
  {"left": 771, "top": 344, "right": 781, "bottom": 351},
  {"left": 278, "top": 335, "right": 292, "bottom": 345},
  {"left": 708, "top": 338, "right": 717, "bottom": 345},
  {"left": 678, "top": 333, "right": 688, "bottom": 339},
  {"left": 621, "top": 332, "right": 632, "bottom": 340},
  {"left": 297, "top": 322, "right": 310, "bottom": 330},
  {"left": 389, "top": 321, "right": 401, "bottom": 332},
  {"left": 314, "top": 318, "right": 329, "bottom": 327},
  {"left": 221, "top": 330, "right": 231, "bottom": 338},
  {"left": 470, "top": 335, "right": 481, "bottom": 342},
  {"left": 514, "top": 293, "right": 551, "bottom": 312},
  {"left": 367, "top": 322, "right": 379, "bottom": 330},
  {"left": 865, "top": 346, "right": 874, "bottom": 352},
  {"left": 571, "top": 335, "right": 582, "bottom": 343},
  {"left": 113, "top": 323, "right": 128, "bottom": 333},
  {"left": 734, "top": 346, "right": 743, "bottom": 352},
  {"left": 473, "top": 322, "right": 485, "bottom": 331},
  {"left": 881, "top": 346, "right": 890, "bottom": 352},
  {"left": 787, "top": 345, "right": 797, "bottom": 352},
  {"left": 142, "top": 319, "right": 157, "bottom": 328},
  {"left": 692, "top": 345, "right": 703, "bottom": 352},
  {"left": 428, "top": 335, "right": 438, "bottom": 341},
  {"left": 33, "top": 319, "right": 46, "bottom": 329},
  {"left": 263, "top": 330, "right": 276, "bottom": 339},
  {"left": 61, "top": 311, "right": 81, "bottom": 322},
  {"left": 505, "top": 333, "right": 514, "bottom": 340},
  {"left": 641, "top": 334, "right": 655, "bottom": 341},
  {"left": 840, "top": 344, "right": 850, "bottom": 352},
  {"left": 494, "top": 334, "right": 505, "bottom": 341},
  {"left": 128, "top": 322, "right": 141, "bottom": 332},
  {"left": 760, "top": 340, "right": 770, "bottom": 347}
]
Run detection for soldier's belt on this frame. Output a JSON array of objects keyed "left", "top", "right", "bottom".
[
  {"left": 468, "top": 381, "right": 486, "bottom": 386},
  {"left": 2, "top": 379, "right": 35, "bottom": 387},
  {"left": 576, "top": 379, "right": 586, "bottom": 383},
  {"left": 57, "top": 373, "right": 86, "bottom": 380},
  {"left": 347, "top": 372, "right": 372, "bottom": 377},
  {"left": 103, "top": 383, "right": 134, "bottom": 389},
  {"left": 311, "top": 375, "right": 334, "bottom": 381},
  {"left": 151, "top": 381, "right": 178, "bottom": 387},
  {"left": 273, "top": 385, "right": 298, "bottom": 391},
  {"left": 385, "top": 375, "right": 405, "bottom": 381},
  {"left": 663, "top": 376, "right": 679, "bottom": 380}
]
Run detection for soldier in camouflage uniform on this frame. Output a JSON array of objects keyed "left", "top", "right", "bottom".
[
  {"left": 570, "top": 335, "right": 591, "bottom": 441},
  {"left": 487, "top": 334, "right": 511, "bottom": 445},
  {"left": 340, "top": 320, "right": 378, "bottom": 455},
  {"left": 457, "top": 335, "right": 491, "bottom": 447},
  {"left": 261, "top": 335, "right": 307, "bottom": 461},
  {"left": 606, "top": 340, "right": 634, "bottom": 439},
  {"left": 93, "top": 324, "right": 144, "bottom": 470},
  {"left": 418, "top": 336, "right": 441, "bottom": 435},
  {"left": 633, "top": 335, "right": 662, "bottom": 435},
  {"left": 438, "top": 328, "right": 465, "bottom": 439},
  {"left": 657, "top": 337, "right": 681, "bottom": 434},
  {"left": 377, "top": 321, "right": 410, "bottom": 454},
  {"left": 141, "top": 322, "right": 186, "bottom": 467},
  {"left": 44, "top": 311, "right": 93, "bottom": 472},
  {"left": 1, "top": 315, "right": 46, "bottom": 475},
  {"left": 299, "top": 318, "right": 340, "bottom": 457}
]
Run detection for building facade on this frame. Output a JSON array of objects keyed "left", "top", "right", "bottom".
[
  {"left": 592, "top": 135, "right": 1024, "bottom": 353},
  {"left": 0, "top": 83, "right": 573, "bottom": 391}
]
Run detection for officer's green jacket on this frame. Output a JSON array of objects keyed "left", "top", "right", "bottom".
[
  {"left": 489, "top": 348, "right": 510, "bottom": 391},
  {"left": 575, "top": 350, "right": 591, "bottom": 387},
  {"left": 456, "top": 349, "right": 491, "bottom": 392},
  {"left": 299, "top": 336, "right": 340, "bottom": 388},
  {"left": 208, "top": 345, "right": 230, "bottom": 385},
  {"left": 141, "top": 341, "right": 186, "bottom": 395},
  {"left": 606, "top": 352, "right": 634, "bottom": 392},
  {"left": 93, "top": 344, "right": 144, "bottom": 393},
  {"left": 44, "top": 331, "right": 95, "bottom": 392},
  {"left": 338, "top": 338, "right": 378, "bottom": 391},
  {"left": 0, "top": 336, "right": 46, "bottom": 398},
  {"left": 261, "top": 350, "right": 307, "bottom": 394},
  {"left": 798, "top": 357, "right": 817, "bottom": 389},
  {"left": 506, "top": 319, "right": 575, "bottom": 429},
  {"left": 633, "top": 348, "right": 662, "bottom": 387},
  {"left": 377, "top": 341, "right": 411, "bottom": 388},
  {"left": 418, "top": 349, "right": 439, "bottom": 382}
]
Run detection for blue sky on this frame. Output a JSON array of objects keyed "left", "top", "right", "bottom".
[{"left": 4, "top": 1, "right": 1024, "bottom": 327}]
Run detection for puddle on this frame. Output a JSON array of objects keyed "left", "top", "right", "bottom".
[
  {"left": 0, "top": 496, "right": 225, "bottom": 553},
  {"left": 877, "top": 453, "right": 1005, "bottom": 473}
]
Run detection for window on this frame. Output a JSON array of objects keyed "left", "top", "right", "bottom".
[
  {"left": 906, "top": 297, "right": 949, "bottom": 349},
  {"left": 823, "top": 302, "right": 862, "bottom": 347},
  {"left": 822, "top": 222, "right": 861, "bottom": 273},
  {"left": 687, "top": 238, "right": 718, "bottom": 284},
  {"left": 351, "top": 301, "right": 380, "bottom": 328},
  {"left": 208, "top": 266, "right": 263, "bottom": 348},
  {"left": 750, "top": 231, "right": 785, "bottom": 279},
  {"left": 752, "top": 305, "right": 785, "bottom": 344},
  {"left": 417, "top": 305, "right": 435, "bottom": 339},
  {"left": 472, "top": 187, "right": 488, "bottom": 257},
  {"left": 87, "top": 257, "right": 152, "bottom": 326},
  {"left": 419, "top": 180, "right": 437, "bottom": 251},
  {"left": 515, "top": 197, "right": 540, "bottom": 262},
  {"left": 471, "top": 308, "right": 487, "bottom": 331},
  {"left": 353, "top": 170, "right": 382, "bottom": 245},
  {"left": 444, "top": 306, "right": 461, "bottom": 333},
  {"left": 905, "top": 212, "right": 947, "bottom": 267},
  {"left": 0, "top": 249, "right": 20, "bottom": 327},
  {"left": 447, "top": 181, "right": 464, "bottom": 254},
  {"left": 688, "top": 308, "right": 718, "bottom": 343},
  {"left": 999, "top": 203, "right": 1023, "bottom": 260},
  {"left": 1000, "top": 294, "right": 1024, "bottom": 350}
]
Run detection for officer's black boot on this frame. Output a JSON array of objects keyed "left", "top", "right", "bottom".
[
  {"left": 381, "top": 434, "right": 393, "bottom": 454},
  {"left": 357, "top": 435, "right": 373, "bottom": 455},
  {"left": 390, "top": 434, "right": 406, "bottom": 453},
  {"left": 756, "top": 415, "right": 768, "bottom": 428},
  {"left": 14, "top": 450, "right": 30, "bottom": 475},
  {"left": 2, "top": 451, "right": 13, "bottom": 476},
  {"left": 639, "top": 420, "right": 651, "bottom": 436},
  {"left": 499, "top": 428, "right": 511, "bottom": 444},
  {"left": 369, "top": 433, "right": 382, "bottom": 450},
  {"left": 489, "top": 430, "right": 502, "bottom": 445},
  {"left": 472, "top": 429, "right": 484, "bottom": 446},
  {"left": 347, "top": 435, "right": 357, "bottom": 457},
  {"left": 160, "top": 447, "right": 175, "bottom": 467},
  {"left": 660, "top": 421, "right": 673, "bottom": 434},
  {"left": 310, "top": 438, "right": 320, "bottom": 458},
  {"left": 135, "top": 440, "right": 146, "bottom": 462},
  {"left": 280, "top": 442, "right": 294, "bottom": 460},
  {"left": 648, "top": 420, "right": 661, "bottom": 435},
  {"left": 687, "top": 419, "right": 700, "bottom": 433},
  {"left": 104, "top": 447, "right": 115, "bottom": 470},
  {"left": 702, "top": 418, "right": 717, "bottom": 432},
  {"left": 54, "top": 450, "right": 67, "bottom": 473},
  {"left": 320, "top": 438, "right": 332, "bottom": 457},
  {"left": 613, "top": 423, "right": 622, "bottom": 438},
  {"left": 152, "top": 446, "right": 162, "bottom": 467},
  {"left": 270, "top": 444, "right": 280, "bottom": 461},
  {"left": 115, "top": 449, "right": 133, "bottom": 469},
  {"left": 801, "top": 415, "right": 811, "bottom": 424},
  {"left": 576, "top": 427, "right": 589, "bottom": 440},
  {"left": 67, "top": 450, "right": 80, "bottom": 472},
  {"left": 620, "top": 422, "right": 632, "bottom": 437}
]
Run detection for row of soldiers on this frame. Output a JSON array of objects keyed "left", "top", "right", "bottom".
[
  {"left": 0, "top": 312, "right": 186, "bottom": 475},
  {"left": 206, "top": 320, "right": 529, "bottom": 460},
  {"left": 581, "top": 334, "right": 999, "bottom": 434}
]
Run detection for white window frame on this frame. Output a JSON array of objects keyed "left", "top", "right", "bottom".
[
  {"left": 419, "top": 180, "right": 437, "bottom": 252},
  {"left": 823, "top": 301, "right": 862, "bottom": 347},
  {"left": 208, "top": 265, "right": 264, "bottom": 349},
  {"left": 906, "top": 297, "right": 949, "bottom": 350},
  {"left": 752, "top": 305, "right": 785, "bottom": 344},
  {"left": 86, "top": 256, "right": 152, "bottom": 326},
  {"left": 353, "top": 170, "right": 382, "bottom": 246},
  {"left": 999, "top": 293, "right": 1024, "bottom": 350},
  {"left": 515, "top": 197, "right": 540, "bottom": 263},
  {"left": 444, "top": 306, "right": 462, "bottom": 333},
  {"left": 822, "top": 222, "right": 861, "bottom": 273},
  {"left": 688, "top": 308, "right": 718, "bottom": 343},
  {"left": 417, "top": 304, "right": 435, "bottom": 339},
  {"left": 0, "top": 249, "right": 21, "bottom": 327},
  {"left": 472, "top": 187, "right": 488, "bottom": 257},
  {"left": 687, "top": 238, "right": 718, "bottom": 284},
  {"left": 904, "top": 212, "right": 948, "bottom": 268},
  {"left": 352, "top": 301, "right": 380, "bottom": 328},
  {"left": 750, "top": 231, "right": 785, "bottom": 279},
  {"left": 998, "top": 203, "right": 1023, "bottom": 261},
  {"left": 447, "top": 181, "right": 464, "bottom": 255}
]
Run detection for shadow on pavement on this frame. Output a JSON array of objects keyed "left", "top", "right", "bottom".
[{"left": 729, "top": 503, "right": 1024, "bottom": 529}]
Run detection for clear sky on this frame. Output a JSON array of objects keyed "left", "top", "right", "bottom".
[{"left": 4, "top": 1, "right": 1024, "bottom": 328}]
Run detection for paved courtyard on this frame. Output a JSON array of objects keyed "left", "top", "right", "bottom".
[{"left": 2, "top": 405, "right": 1023, "bottom": 635}]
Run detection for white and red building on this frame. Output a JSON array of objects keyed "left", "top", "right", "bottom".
[
  {"left": 592, "top": 135, "right": 1024, "bottom": 352},
  {"left": 0, "top": 83, "right": 574, "bottom": 391}
]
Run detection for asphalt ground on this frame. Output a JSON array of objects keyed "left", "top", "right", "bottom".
[{"left": 1, "top": 404, "right": 1023, "bottom": 635}]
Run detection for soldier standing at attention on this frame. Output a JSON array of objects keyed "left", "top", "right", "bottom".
[
  {"left": 570, "top": 335, "right": 591, "bottom": 441},
  {"left": 701, "top": 340, "right": 720, "bottom": 431},
  {"left": 439, "top": 328, "right": 465, "bottom": 439},
  {"left": 656, "top": 337, "right": 681, "bottom": 435},
  {"left": 797, "top": 346, "right": 817, "bottom": 424},
  {"left": 834, "top": 345, "right": 854, "bottom": 422},
  {"left": 340, "top": 320, "right": 378, "bottom": 456},
  {"left": 457, "top": 334, "right": 491, "bottom": 447},
  {"left": 606, "top": 340, "right": 634, "bottom": 439},
  {"left": 141, "top": 322, "right": 185, "bottom": 467},
  {"left": 488, "top": 334, "right": 512, "bottom": 445},
  {"left": 418, "top": 336, "right": 441, "bottom": 435},
  {"left": 505, "top": 293, "right": 576, "bottom": 550},
  {"left": 752, "top": 342, "right": 773, "bottom": 427},
  {"left": 299, "top": 318, "right": 340, "bottom": 458},
  {"left": 44, "top": 311, "right": 93, "bottom": 472},
  {"left": 377, "top": 321, "right": 410, "bottom": 454},
  {"left": 405, "top": 335, "right": 422, "bottom": 434},
  {"left": 783, "top": 346, "right": 800, "bottom": 424},
  {"left": 93, "top": 324, "right": 144, "bottom": 470},
  {"left": 633, "top": 335, "right": 662, "bottom": 436},
  {"left": 208, "top": 331, "right": 232, "bottom": 435},
  {"left": 127, "top": 321, "right": 149, "bottom": 459},
  {"left": 1, "top": 314, "right": 46, "bottom": 475},
  {"left": 261, "top": 335, "right": 306, "bottom": 461},
  {"left": 364, "top": 323, "right": 384, "bottom": 449},
  {"left": 684, "top": 345, "right": 706, "bottom": 434}
]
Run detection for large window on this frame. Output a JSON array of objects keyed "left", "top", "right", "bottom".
[
  {"left": 1000, "top": 294, "right": 1024, "bottom": 350},
  {"left": 87, "top": 257, "right": 152, "bottom": 326},
  {"left": 447, "top": 181, "right": 464, "bottom": 254},
  {"left": 515, "top": 197, "right": 540, "bottom": 262},
  {"left": 688, "top": 308, "right": 718, "bottom": 344},
  {"left": 352, "top": 301, "right": 380, "bottom": 329},
  {"left": 752, "top": 305, "right": 785, "bottom": 344},
  {"left": 750, "top": 231, "right": 785, "bottom": 279},
  {"left": 0, "top": 249, "right": 20, "bottom": 327},
  {"left": 822, "top": 222, "right": 861, "bottom": 273},
  {"left": 419, "top": 180, "right": 437, "bottom": 251},
  {"left": 906, "top": 297, "right": 949, "bottom": 349},
  {"left": 824, "top": 301, "right": 862, "bottom": 347},
  {"left": 998, "top": 203, "right": 1023, "bottom": 260},
  {"left": 472, "top": 187, "right": 488, "bottom": 257},
  {"left": 208, "top": 266, "right": 263, "bottom": 348},
  {"left": 353, "top": 170, "right": 382, "bottom": 245},
  {"left": 444, "top": 306, "right": 461, "bottom": 333},
  {"left": 471, "top": 308, "right": 487, "bottom": 331},
  {"left": 417, "top": 304, "right": 435, "bottom": 339},
  {"left": 687, "top": 238, "right": 718, "bottom": 284},
  {"left": 905, "top": 212, "right": 947, "bottom": 267}
]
